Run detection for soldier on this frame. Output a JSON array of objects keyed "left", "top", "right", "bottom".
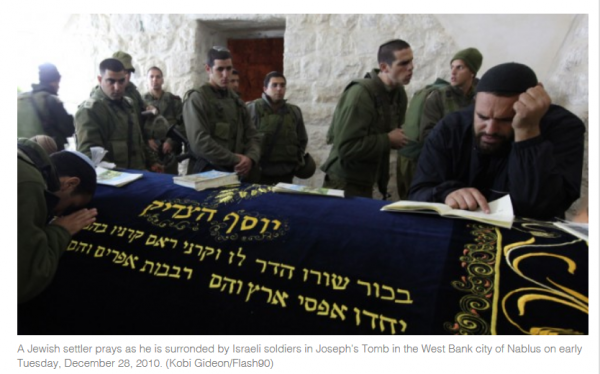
[
  {"left": 17, "top": 63, "right": 75, "bottom": 151},
  {"left": 397, "top": 47, "right": 483, "bottom": 199},
  {"left": 321, "top": 39, "right": 412, "bottom": 198},
  {"left": 75, "top": 58, "right": 159, "bottom": 171},
  {"left": 247, "top": 71, "right": 310, "bottom": 185},
  {"left": 112, "top": 51, "right": 148, "bottom": 125},
  {"left": 183, "top": 46, "right": 260, "bottom": 181},
  {"left": 229, "top": 68, "right": 241, "bottom": 96},
  {"left": 143, "top": 66, "right": 184, "bottom": 174}
]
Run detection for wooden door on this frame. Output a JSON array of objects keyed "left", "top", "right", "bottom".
[{"left": 227, "top": 38, "right": 284, "bottom": 102}]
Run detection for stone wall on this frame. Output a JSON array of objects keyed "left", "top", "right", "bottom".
[{"left": 57, "top": 14, "right": 588, "bottom": 207}]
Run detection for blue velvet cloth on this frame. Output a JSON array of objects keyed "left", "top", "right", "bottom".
[{"left": 19, "top": 171, "right": 588, "bottom": 335}]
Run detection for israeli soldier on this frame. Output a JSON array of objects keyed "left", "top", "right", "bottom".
[
  {"left": 397, "top": 48, "right": 483, "bottom": 199},
  {"left": 17, "top": 63, "right": 74, "bottom": 151},
  {"left": 321, "top": 39, "right": 412, "bottom": 198},
  {"left": 75, "top": 58, "right": 159, "bottom": 171},
  {"left": 143, "top": 66, "right": 185, "bottom": 174},
  {"left": 229, "top": 68, "right": 241, "bottom": 96},
  {"left": 112, "top": 51, "right": 148, "bottom": 121},
  {"left": 182, "top": 46, "right": 260, "bottom": 181},
  {"left": 247, "top": 71, "right": 311, "bottom": 185}
]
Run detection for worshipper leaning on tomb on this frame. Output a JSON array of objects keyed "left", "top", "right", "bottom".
[
  {"left": 18, "top": 139, "right": 98, "bottom": 303},
  {"left": 408, "top": 62, "right": 585, "bottom": 220}
]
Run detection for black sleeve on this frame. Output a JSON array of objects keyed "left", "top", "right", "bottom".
[
  {"left": 408, "top": 111, "right": 473, "bottom": 202},
  {"left": 507, "top": 105, "right": 585, "bottom": 219}
]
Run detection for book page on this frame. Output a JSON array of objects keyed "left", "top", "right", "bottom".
[
  {"left": 381, "top": 200, "right": 452, "bottom": 215},
  {"left": 447, "top": 194, "right": 513, "bottom": 228},
  {"left": 95, "top": 167, "right": 143, "bottom": 187},
  {"left": 273, "top": 183, "right": 345, "bottom": 198}
]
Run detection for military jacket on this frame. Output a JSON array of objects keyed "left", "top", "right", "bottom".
[
  {"left": 126, "top": 82, "right": 146, "bottom": 124},
  {"left": 17, "top": 83, "right": 74, "bottom": 150},
  {"left": 182, "top": 83, "right": 260, "bottom": 170},
  {"left": 75, "top": 86, "right": 148, "bottom": 170},
  {"left": 321, "top": 69, "right": 407, "bottom": 191},
  {"left": 247, "top": 94, "right": 307, "bottom": 176},
  {"left": 143, "top": 91, "right": 185, "bottom": 145}
]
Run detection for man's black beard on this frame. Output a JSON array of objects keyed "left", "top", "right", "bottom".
[{"left": 475, "top": 132, "right": 513, "bottom": 155}]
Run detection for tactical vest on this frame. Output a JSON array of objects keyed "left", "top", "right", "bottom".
[
  {"left": 80, "top": 92, "right": 146, "bottom": 170},
  {"left": 144, "top": 92, "right": 181, "bottom": 126},
  {"left": 249, "top": 99, "right": 301, "bottom": 164},
  {"left": 184, "top": 85, "right": 248, "bottom": 154}
]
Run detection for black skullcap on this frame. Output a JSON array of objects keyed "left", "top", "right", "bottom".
[
  {"left": 39, "top": 63, "right": 61, "bottom": 84},
  {"left": 476, "top": 62, "right": 538, "bottom": 94}
]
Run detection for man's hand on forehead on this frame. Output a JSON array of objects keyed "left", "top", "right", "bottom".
[{"left": 512, "top": 83, "right": 551, "bottom": 140}]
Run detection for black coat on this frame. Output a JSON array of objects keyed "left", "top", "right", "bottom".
[{"left": 408, "top": 104, "right": 585, "bottom": 220}]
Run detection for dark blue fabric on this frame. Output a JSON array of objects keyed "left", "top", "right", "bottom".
[{"left": 19, "top": 171, "right": 588, "bottom": 335}]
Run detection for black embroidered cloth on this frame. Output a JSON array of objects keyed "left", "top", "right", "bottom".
[{"left": 19, "top": 171, "right": 588, "bottom": 335}]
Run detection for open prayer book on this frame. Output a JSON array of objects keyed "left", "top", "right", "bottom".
[
  {"left": 173, "top": 170, "right": 240, "bottom": 191},
  {"left": 273, "top": 183, "right": 345, "bottom": 198},
  {"left": 381, "top": 194, "right": 514, "bottom": 229},
  {"left": 96, "top": 167, "right": 143, "bottom": 187}
]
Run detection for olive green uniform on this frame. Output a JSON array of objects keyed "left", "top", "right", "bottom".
[
  {"left": 126, "top": 82, "right": 146, "bottom": 125},
  {"left": 397, "top": 82, "right": 477, "bottom": 199},
  {"left": 321, "top": 69, "right": 407, "bottom": 198},
  {"left": 17, "top": 83, "right": 74, "bottom": 151},
  {"left": 247, "top": 93, "right": 308, "bottom": 185},
  {"left": 18, "top": 139, "right": 70, "bottom": 303},
  {"left": 143, "top": 91, "right": 185, "bottom": 174},
  {"left": 182, "top": 84, "right": 260, "bottom": 181},
  {"left": 75, "top": 86, "right": 149, "bottom": 170}
]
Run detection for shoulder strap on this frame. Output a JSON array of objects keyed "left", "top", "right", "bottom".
[
  {"left": 262, "top": 106, "right": 288, "bottom": 161},
  {"left": 183, "top": 87, "right": 202, "bottom": 102},
  {"left": 288, "top": 104, "right": 301, "bottom": 124}
]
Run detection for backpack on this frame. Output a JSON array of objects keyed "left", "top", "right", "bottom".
[{"left": 400, "top": 78, "right": 449, "bottom": 159}]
